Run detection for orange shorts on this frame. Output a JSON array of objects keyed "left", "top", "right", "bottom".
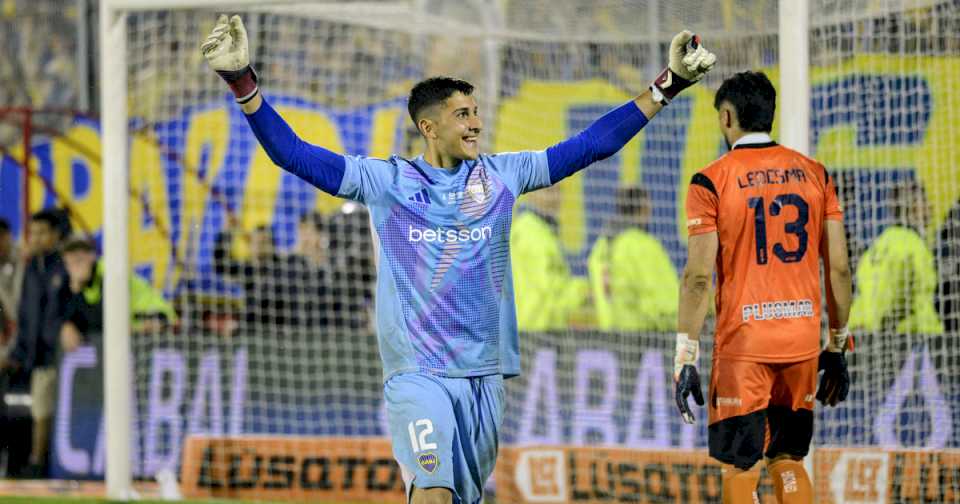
[
  {"left": 707, "top": 356, "right": 818, "bottom": 469},
  {"left": 709, "top": 356, "right": 818, "bottom": 424}
]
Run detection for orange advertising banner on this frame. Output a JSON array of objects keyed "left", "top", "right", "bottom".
[
  {"left": 814, "top": 447, "right": 960, "bottom": 504},
  {"left": 495, "top": 446, "right": 733, "bottom": 504},
  {"left": 495, "top": 446, "right": 960, "bottom": 504},
  {"left": 180, "top": 436, "right": 406, "bottom": 503},
  {"left": 180, "top": 437, "right": 960, "bottom": 503}
]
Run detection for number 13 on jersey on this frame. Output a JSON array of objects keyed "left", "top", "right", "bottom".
[{"left": 748, "top": 193, "right": 810, "bottom": 265}]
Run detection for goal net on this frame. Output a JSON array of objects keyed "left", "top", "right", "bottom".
[{"left": 33, "top": 0, "right": 959, "bottom": 502}]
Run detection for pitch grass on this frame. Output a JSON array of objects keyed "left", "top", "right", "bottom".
[{"left": 0, "top": 498, "right": 374, "bottom": 504}]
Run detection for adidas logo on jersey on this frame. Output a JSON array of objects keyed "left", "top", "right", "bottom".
[{"left": 408, "top": 189, "right": 431, "bottom": 204}]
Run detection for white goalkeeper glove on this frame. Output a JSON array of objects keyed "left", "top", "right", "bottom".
[
  {"left": 201, "top": 14, "right": 259, "bottom": 103},
  {"left": 674, "top": 332, "right": 704, "bottom": 424},
  {"left": 651, "top": 31, "right": 717, "bottom": 105}
]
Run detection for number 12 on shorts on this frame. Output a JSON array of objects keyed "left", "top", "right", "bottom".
[{"left": 408, "top": 418, "right": 437, "bottom": 453}]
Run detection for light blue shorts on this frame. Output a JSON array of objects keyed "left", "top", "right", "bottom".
[{"left": 384, "top": 372, "right": 504, "bottom": 504}]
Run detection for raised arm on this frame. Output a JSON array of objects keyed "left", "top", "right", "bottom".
[
  {"left": 201, "top": 15, "right": 345, "bottom": 195},
  {"left": 546, "top": 31, "right": 716, "bottom": 185}
]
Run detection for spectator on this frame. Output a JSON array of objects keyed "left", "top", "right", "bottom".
[
  {"left": 511, "top": 186, "right": 587, "bottom": 331},
  {"left": 1, "top": 208, "right": 70, "bottom": 477},
  {"left": 325, "top": 202, "right": 376, "bottom": 331},
  {"left": 936, "top": 202, "right": 960, "bottom": 334},
  {"left": 213, "top": 219, "right": 305, "bottom": 329},
  {"left": 588, "top": 186, "right": 678, "bottom": 331},
  {"left": 294, "top": 211, "right": 329, "bottom": 270},
  {"left": 0, "top": 218, "right": 24, "bottom": 351},
  {"left": 288, "top": 211, "right": 332, "bottom": 328},
  {"left": 58, "top": 235, "right": 176, "bottom": 354},
  {"left": 849, "top": 180, "right": 943, "bottom": 335}
]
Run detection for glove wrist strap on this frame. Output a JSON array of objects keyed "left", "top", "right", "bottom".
[
  {"left": 651, "top": 68, "right": 694, "bottom": 104},
  {"left": 216, "top": 65, "right": 259, "bottom": 100}
]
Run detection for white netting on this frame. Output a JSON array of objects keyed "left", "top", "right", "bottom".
[
  {"left": 809, "top": 1, "right": 960, "bottom": 502},
  {"left": 8, "top": 0, "right": 955, "bottom": 502}
]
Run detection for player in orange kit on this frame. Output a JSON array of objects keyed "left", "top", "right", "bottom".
[{"left": 674, "top": 71, "right": 853, "bottom": 504}]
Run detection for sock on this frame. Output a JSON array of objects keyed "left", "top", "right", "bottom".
[
  {"left": 768, "top": 459, "right": 813, "bottom": 504},
  {"left": 721, "top": 464, "right": 760, "bottom": 504}
]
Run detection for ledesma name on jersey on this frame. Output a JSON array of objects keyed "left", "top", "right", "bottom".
[
  {"left": 742, "top": 299, "right": 814, "bottom": 322},
  {"left": 736, "top": 167, "right": 808, "bottom": 189}
]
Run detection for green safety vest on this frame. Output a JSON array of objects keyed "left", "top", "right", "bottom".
[
  {"left": 849, "top": 226, "right": 943, "bottom": 335},
  {"left": 510, "top": 211, "right": 587, "bottom": 331},
  {"left": 83, "top": 259, "right": 177, "bottom": 324},
  {"left": 588, "top": 229, "right": 678, "bottom": 332}
]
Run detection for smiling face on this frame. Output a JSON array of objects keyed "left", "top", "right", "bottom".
[{"left": 420, "top": 91, "right": 482, "bottom": 163}]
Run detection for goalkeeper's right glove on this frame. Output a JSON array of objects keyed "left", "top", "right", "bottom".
[
  {"left": 201, "top": 14, "right": 259, "bottom": 104},
  {"left": 674, "top": 333, "right": 704, "bottom": 424},
  {"left": 650, "top": 30, "right": 717, "bottom": 105},
  {"left": 817, "top": 327, "right": 851, "bottom": 407}
]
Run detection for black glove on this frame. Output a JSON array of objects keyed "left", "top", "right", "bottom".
[
  {"left": 817, "top": 350, "right": 849, "bottom": 407},
  {"left": 675, "top": 364, "right": 705, "bottom": 424}
]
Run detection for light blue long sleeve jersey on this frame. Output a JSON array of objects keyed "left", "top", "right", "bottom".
[
  {"left": 245, "top": 98, "right": 649, "bottom": 381},
  {"left": 343, "top": 152, "right": 547, "bottom": 380}
]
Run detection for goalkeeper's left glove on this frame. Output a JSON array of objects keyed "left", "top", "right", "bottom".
[
  {"left": 650, "top": 31, "right": 717, "bottom": 105},
  {"left": 817, "top": 327, "right": 851, "bottom": 407},
  {"left": 201, "top": 14, "right": 259, "bottom": 103},
  {"left": 674, "top": 333, "right": 704, "bottom": 424}
]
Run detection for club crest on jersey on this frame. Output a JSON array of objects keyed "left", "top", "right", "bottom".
[
  {"left": 467, "top": 183, "right": 485, "bottom": 203},
  {"left": 418, "top": 452, "right": 439, "bottom": 473}
]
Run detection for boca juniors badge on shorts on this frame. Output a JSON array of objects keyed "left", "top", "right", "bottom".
[{"left": 417, "top": 452, "right": 439, "bottom": 473}]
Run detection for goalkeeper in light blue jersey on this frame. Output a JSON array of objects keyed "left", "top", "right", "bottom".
[{"left": 202, "top": 15, "right": 715, "bottom": 504}]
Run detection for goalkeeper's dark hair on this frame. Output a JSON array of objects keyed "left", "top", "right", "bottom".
[
  {"left": 714, "top": 71, "right": 776, "bottom": 133},
  {"left": 408, "top": 76, "right": 474, "bottom": 128}
]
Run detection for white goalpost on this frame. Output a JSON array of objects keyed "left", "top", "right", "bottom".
[
  {"left": 100, "top": 1, "right": 301, "bottom": 499},
  {"left": 99, "top": 0, "right": 130, "bottom": 497}
]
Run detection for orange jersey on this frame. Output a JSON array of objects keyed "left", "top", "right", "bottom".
[{"left": 686, "top": 141, "right": 843, "bottom": 362}]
